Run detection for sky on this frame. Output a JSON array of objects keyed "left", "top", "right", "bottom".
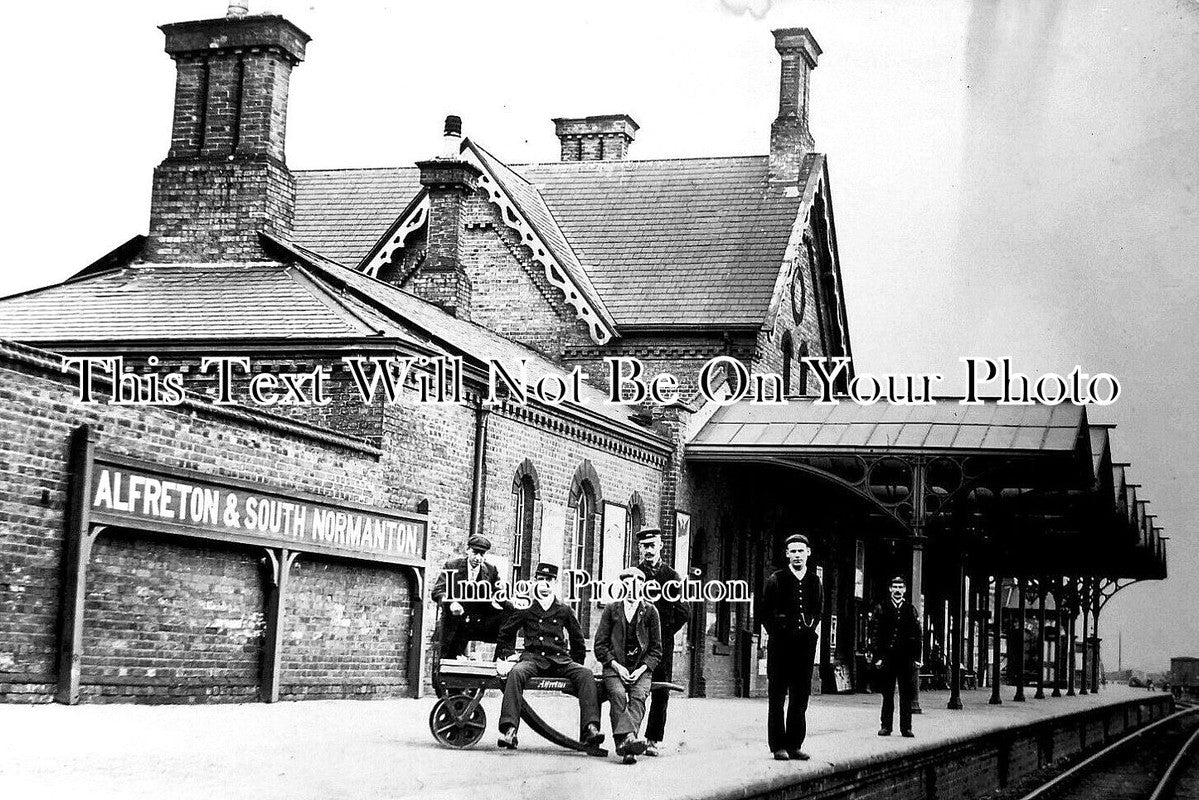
[{"left": 1, "top": 0, "right": 1195, "bottom": 672}]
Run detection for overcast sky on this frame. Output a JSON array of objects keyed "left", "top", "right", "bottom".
[{"left": 1, "top": 0, "right": 1195, "bottom": 672}]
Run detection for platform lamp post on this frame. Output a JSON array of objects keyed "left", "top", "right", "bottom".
[
  {"left": 1034, "top": 578, "right": 1047, "bottom": 699},
  {"left": 948, "top": 555, "right": 965, "bottom": 710},
  {"left": 1066, "top": 578, "right": 1078, "bottom": 697},
  {"left": 1013, "top": 575, "right": 1027, "bottom": 701},
  {"left": 1091, "top": 582, "right": 1102, "bottom": 691},
  {"left": 1051, "top": 576, "right": 1063, "bottom": 698},
  {"left": 1079, "top": 577, "right": 1090, "bottom": 695},
  {"left": 989, "top": 573, "right": 1003, "bottom": 705},
  {"left": 909, "top": 534, "right": 925, "bottom": 716}
]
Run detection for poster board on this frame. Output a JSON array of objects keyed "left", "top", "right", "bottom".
[
  {"left": 674, "top": 511, "right": 691, "bottom": 653},
  {"left": 601, "top": 502, "right": 627, "bottom": 582}
]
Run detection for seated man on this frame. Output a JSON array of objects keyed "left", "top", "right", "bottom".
[
  {"left": 430, "top": 534, "right": 504, "bottom": 660},
  {"left": 594, "top": 568, "right": 663, "bottom": 764},
  {"left": 494, "top": 562, "right": 604, "bottom": 752}
]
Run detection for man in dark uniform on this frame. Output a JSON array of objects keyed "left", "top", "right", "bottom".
[
  {"left": 430, "top": 534, "right": 504, "bottom": 660},
  {"left": 760, "top": 533, "right": 823, "bottom": 761},
  {"left": 493, "top": 562, "right": 604, "bottom": 751},
  {"left": 635, "top": 527, "right": 688, "bottom": 757},
  {"left": 869, "top": 575, "right": 922, "bottom": 737}
]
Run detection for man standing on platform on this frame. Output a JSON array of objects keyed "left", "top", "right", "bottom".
[
  {"left": 870, "top": 575, "right": 922, "bottom": 738},
  {"left": 635, "top": 527, "right": 688, "bottom": 757},
  {"left": 430, "top": 534, "right": 505, "bottom": 660},
  {"left": 493, "top": 562, "right": 604, "bottom": 752},
  {"left": 761, "top": 533, "right": 823, "bottom": 761}
]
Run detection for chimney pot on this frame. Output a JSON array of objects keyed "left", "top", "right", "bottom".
[
  {"left": 147, "top": 12, "right": 311, "bottom": 262},
  {"left": 444, "top": 115, "right": 463, "bottom": 137},
  {"left": 553, "top": 114, "right": 639, "bottom": 161},
  {"left": 769, "top": 27, "right": 821, "bottom": 183}
]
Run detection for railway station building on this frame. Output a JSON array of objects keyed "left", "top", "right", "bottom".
[{"left": 0, "top": 6, "right": 1166, "bottom": 705}]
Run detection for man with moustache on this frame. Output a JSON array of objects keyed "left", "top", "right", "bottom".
[
  {"left": 634, "top": 527, "right": 689, "bottom": 757},
  {"left": 870, "top": 575, "right": 922, "bottom": 737},
  {"left": 760, "top": 533, "right": 823, "bottom": 761}
]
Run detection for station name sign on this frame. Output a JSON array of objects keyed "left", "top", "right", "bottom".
[{"left": 86, "top": 454, "right": 427, "bottom": 566}]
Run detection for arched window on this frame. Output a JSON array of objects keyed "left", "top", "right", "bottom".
[
  {"left": 510, "top": 460, "right": 539, "bottom": 582},
  {"left": 797, "top": 341, "right": 810, "bottom": 397},
  {"left": 781, "top": 332, "right": 794, "bottom": 396},
  {"left": 567, "top": 461, "right": 602, "bottom": 629},
  {"left": 570, "top": 484, "right": 596, "bottom": 626}
]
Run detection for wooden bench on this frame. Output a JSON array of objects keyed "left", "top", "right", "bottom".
[{"left": 430, "top": 659, "right": 683, "bottom": 754}]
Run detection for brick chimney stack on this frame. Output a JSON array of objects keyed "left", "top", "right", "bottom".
[
  {"left": 146, "top": 10, "right": 310, "bottom": 262},
  {"left": 553, "top": 115, "right": 639, "bottom": 161},
  {"left": 769, "top": 28, "right": 821, "bottom": 183},
  {"left": 412, "top": 116, "right": 480, "bottom": 320}
]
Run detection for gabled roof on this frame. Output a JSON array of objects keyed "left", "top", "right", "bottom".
[
  {"left": 292, "top": 150, "right": 816, "bottom": 330},
  {"left": 520, "top": 155, "right": 812, "bottom": 328},
  {"left": 0, "top": 261, "right": 425, "bottom": 345},
  {"left": 263, "top": 236, "right": 672, "bottom": 444}
]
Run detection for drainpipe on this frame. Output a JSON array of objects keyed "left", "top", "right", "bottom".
[{"left": 469, "top": 397, "right": 491, "bottom": 539}]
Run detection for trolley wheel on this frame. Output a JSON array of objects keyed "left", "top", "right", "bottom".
[{"left": 429, "top": 693, "right": 488, "bottom": 748}]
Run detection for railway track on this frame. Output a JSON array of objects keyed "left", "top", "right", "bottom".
[{"left": 1015, "top": 706, "right": 1199, "bottom": 800}]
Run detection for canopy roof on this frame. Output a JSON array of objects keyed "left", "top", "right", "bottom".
[{"left": 687, "top": 398, "right": 1165, "bottom": 580}]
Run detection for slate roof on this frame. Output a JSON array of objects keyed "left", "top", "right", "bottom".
[
  {"left": 264, "top": 236, "right": 670, "bottom": 440},
  {"left": 0, "top": 262, "right": 424, "bottom": 344},
  {"left": 292, "top": 151, "right": 814, "bottom": 330},
  {"left": 293, "top": 167, "right": 421, "bottom": 266}
]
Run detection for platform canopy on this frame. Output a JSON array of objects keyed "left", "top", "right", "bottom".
[{"left": 686, "top": 399, "right": 1165, "bottom": 580}]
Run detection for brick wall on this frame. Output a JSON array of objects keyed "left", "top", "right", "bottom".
[
  {"left": 82, "top": 533, "right": 265, "bottom": 703},
  {"left": 761, "top": 695, "right": 1175, "bottom": 800},
  {"left": 280, "top": 557, "right": 413, "bottom": 699},
  {"left": 0, "top": 341, "right": 405, "bottom": 703}
]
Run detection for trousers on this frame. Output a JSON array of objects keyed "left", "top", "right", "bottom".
[
  {"left": 499, "top": 658, "right": 599, "bottom": 737},
  {"left": 877, "top": 657, "right": 916, "bottom": 732},
  {"left": 604, "top": 672, "right": 653, "bottom": 737},
  {"left": 766, "top": 631, "right": 817, "bottom": 752}
]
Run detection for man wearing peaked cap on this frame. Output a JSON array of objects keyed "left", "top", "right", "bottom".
[
  {"left": 634, "top": 527, "right": 688, "bottom": 756},
  {"left": 761, "top": 532, "right": 823, "bottom": 761},
  {"left": 869, "top": 574, "right": 922, "bottom": 738},
  {"left": 494, "top": 561, "right": 604, "bottom": 752},
  {"left": 430, "top": 534, "right": 505, "bottom": 661}
]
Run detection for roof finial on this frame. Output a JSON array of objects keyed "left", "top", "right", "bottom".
[{"left": 227, "top": 1, "right": 249, "bottom": 18}]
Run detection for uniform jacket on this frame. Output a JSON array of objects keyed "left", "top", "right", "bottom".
[
  {"left": 760, "top": 567, "right": 824, "bottom": 639},
  {"left": 495, "top": 598, "right": 587, "bottom": 665},
  {"left": 593, "top": 601, "right": 663, "bottom": 675},
  {"left": 637, "top": 559, "right": 689, "bottom": 638},
  {"left": 430, "top": 557, "right": 502, "bottom": 617},
  {"left": 869, "top": 600, "right": 922, "bottom": 662}
]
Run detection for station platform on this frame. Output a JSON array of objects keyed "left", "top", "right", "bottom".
[{"left": 0, "top": 685, "right": 1171, "bottom": 800}]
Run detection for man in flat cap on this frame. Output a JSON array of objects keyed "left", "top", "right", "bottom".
[
  {"left": 634, "top": 527, "right": 688, "bottom": 756},
  {"left": 869, "top": 575, "right": 922, "bottom": 737},
  {"left": 494, "top": 562, "right": 604, "bottom": 752},
  {"left": 594, "top": 567, "right": 663, "bottom": 764},
  {"left": 431, "top": 534, "right": 505, "bottom": 661},
  {"left": 760, "top": 532, "right": 823, "bottom": 761}
]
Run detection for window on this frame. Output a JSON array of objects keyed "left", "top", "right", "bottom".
[
  {"left": 570, "top": 483, "right": 597, "bottom": 627},
  {"left": 511, "top": 475, "right": 535, "bottom": 582},
  {"left": 781, "top": 333, "right": 794, "bottom": 396},
  {"left": 797, "top": 341, "right": 810, "bottom": 396}
]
